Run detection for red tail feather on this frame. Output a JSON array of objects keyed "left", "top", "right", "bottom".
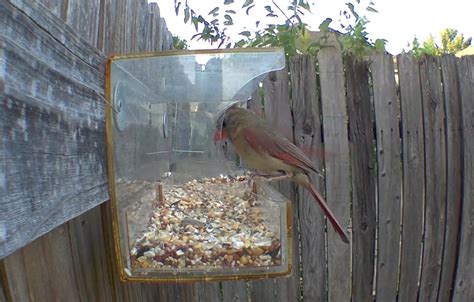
[{"left": 304, "top": 182, "right": 350, "bottom": 244}]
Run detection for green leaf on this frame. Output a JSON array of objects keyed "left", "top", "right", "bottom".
[
  {"left": 242, "top": 0, "right": 253, "bottom": 8},
  {"left": 191, "top": 16, "right": 199, "bottom": 31},
  {"left": 298, "top": 0, "right": 311, "bottom": 12},
  {"left": 184, "top": 7, "right": 190, "bottom": 23},
  {"left": 375, "top": 39, "right": 386, "bottom": 51},
  {"left": 224, "top": 14, "right": 233, "bottom": 25},
  {"left": 264, "top": 5, "right": 273, "bottom": 13},
  {"left": 239, "top": 31, "right": 251, "bottom": 37},
  {"left": 346, "top": 3, "right": 359, "bottom": 19},
  {"left": 366, "top": 6, "right": 378, "bottom": 13},
  {"left": 208, "top": 7, "right": 219, "bottom": 16},
  {"left": 225, "top": 9, "right": 236, "bottom": 14},
  {"left": 319, "top": 18, "right": 332, "bottom": 31}
]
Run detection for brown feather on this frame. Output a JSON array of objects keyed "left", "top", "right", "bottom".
[{"left": 220, "top": 107, "right": 350, "bottom": 243}]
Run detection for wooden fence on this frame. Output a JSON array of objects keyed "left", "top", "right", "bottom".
[{"left": 1, "top": 0, "right": 473, "bottom": 301}]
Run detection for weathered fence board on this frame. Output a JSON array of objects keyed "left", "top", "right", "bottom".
[
  {"left": 124, "top": 0, "right": 137, "bottom": 52},
  {"left": 371, "top": 53, "right": 402, "bottom": 302},
  {"left": 318, "top": 46, "right": 351, "bottom": 302},
  {"left": 0, "top": 0, "right": 108, "bottom": 259},
  {"left": 7, "top": 0, "right": 104, "bottom": 76},
  {"left": 418, "top": 56, "right": 447, "bottom": 302},
  {"left": 68, "top": 209, "right": 114, "bottom": 301},
  {"left": 438, "top": 54, "right": 462, "bottom": 301},
  {"left": 2, "top": 224, "right": 85, "bottom": 302},
  {"left": 290, "top": 55, "right": 327, "bottom": 302},
  {"left": 397, "top": 53, "right": 425, "bottom": 302},
  {"left": 147, "top": 4, "right": 158, "bottom": 51},
  {"left": 1, "top": 250, "right": 31, "bottom": 302},
  {"left": 453, "top": 55, "right": 474, "bottom": 300},
  {"left": 136, "top": 0, "right": 150, "bottom": 52},
  {"left": 222, "top": 281, "right": 248, "bottom": 302},
  {"left": 103, "top": 0, "right": 125, "bottom": 54},
  {"left": 66, "top": 0, "right": 102, "bottom": 46},
  {"left": 36, "top": 0, "right": 67, "bottom": 19},
  {"left": 0, "top": 276, "right": 6, "bottom": 302},
  {"left": 345, "top": 57, "right": 376, "bottom": 302},
  {"left": 194, "top": 282, "right": 221, "bottom": 302}
]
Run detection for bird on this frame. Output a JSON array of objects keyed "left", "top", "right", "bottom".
[{"left": 214, "top": 106, "right": 350, "bottom": 244}]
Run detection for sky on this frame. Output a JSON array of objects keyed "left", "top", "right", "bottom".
[{"left": 150, "top": 0, "right": 473, "bottom": 54}]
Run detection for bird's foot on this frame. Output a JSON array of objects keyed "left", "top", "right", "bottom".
[{"left": 248, "top": 172, "right": 292, "bottom": 182}]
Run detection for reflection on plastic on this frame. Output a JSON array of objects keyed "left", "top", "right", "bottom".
[{"left": 106, "top": 48, "right": 292, "bottom": 282}]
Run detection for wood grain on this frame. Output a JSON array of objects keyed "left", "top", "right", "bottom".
[
  {"left": 103, "top": 0, "right": 126, "bottom": 54},
  {"left": 318, "top": 47, "right": 351, "bottom": 302},
  {"left": 136, "top": 0, "right": 150, "bottom": 52},
  {"left": 0, "top": 272, "right": 7, "bottom": 302},
  {"left": 36, "top": 0, "right": 67, "bottom": 19},
  {"left": 371, "top": 53, "right": 402, "bottom": 301},
  {"left": 68, "top": 209, "right": 114, "bottom": 301},
  {"left": 0, "top": 0, "right": 108, "bottom": 259},
  {"left": 289, "top": 55, "right": 327, "bottom": 302},
  {"left": 345, "top": 56, "right": 376, "bottom": 302},
  {"left": 452, "top": 55, "right": 474, "bottom": 301},
  {"left": 438, "top": 54, "right": 462, "bottom": 301},
  {"left": 123, "top": 0, "right": 137, "bottom": 52},
  {"left": 222, "top": 281, "right": 248, "bottom": 302},
  {"left": 1, "top": 253, "right": 29, "bottom": 302},
  {"left": 418, "top": 56, "right": 447, "bottom": 302},
  {"left": 194, "top": 282, "right": 221, "bottom": 302},
  {"left": 66, "top": 0, "right": 101, "bottom": 46},
  {"left": 2, "top": 224, "right": 86, "bottom": 302},
  {"left": 397, "top": 53, "right": 424, "bottom": 302},
  {"left": 7, "top": 0, "right": 104, "bottom": 70}
]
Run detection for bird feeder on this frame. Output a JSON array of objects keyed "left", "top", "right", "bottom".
[{"left": 105, "top": 48, "right": 292, "bottom": 282}]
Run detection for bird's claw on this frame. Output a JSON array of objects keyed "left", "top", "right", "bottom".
[{"left": 248, "top": 172, "right": 292, "bottom": 182}]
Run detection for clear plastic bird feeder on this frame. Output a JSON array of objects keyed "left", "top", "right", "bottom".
[{"left": 105, "top": 48, "right": 292, "bottom": 282}]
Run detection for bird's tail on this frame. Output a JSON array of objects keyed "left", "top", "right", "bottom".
[{"left": 304, "top": 182, "right": 350, "bottom": 244}]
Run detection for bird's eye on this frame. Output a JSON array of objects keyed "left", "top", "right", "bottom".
[{"left": 222, "top": 121, "right": 227, "bottom": 128}]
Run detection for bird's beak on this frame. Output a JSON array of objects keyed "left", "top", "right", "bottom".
[{"left": 213, "top": 129, "right": 228, "bottom": 144}]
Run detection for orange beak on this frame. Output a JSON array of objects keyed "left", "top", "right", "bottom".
[{"left": 213, "top": 129, "right": 228, "bottom": 144}]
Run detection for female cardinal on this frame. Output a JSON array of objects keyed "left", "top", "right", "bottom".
[{"left": 214, "top": 106, "right": 350, "bottom": 243}]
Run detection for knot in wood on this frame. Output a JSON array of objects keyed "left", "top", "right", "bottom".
[
  {"left": 361, "top": 221, "right": 368, "bottom": 231},
  {"left": 430, "top": 97, "right": 439, "bottom": 109},
  {"left": 302, "top": 120, "right": 313, "bottom": 135},
  {"left": 268, "top": 71, "right": 277, "bottom": 82}
]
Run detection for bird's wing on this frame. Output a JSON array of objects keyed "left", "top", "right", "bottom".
[{"left": 242, "top": 127, "right": 317, "bottom": 174}]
